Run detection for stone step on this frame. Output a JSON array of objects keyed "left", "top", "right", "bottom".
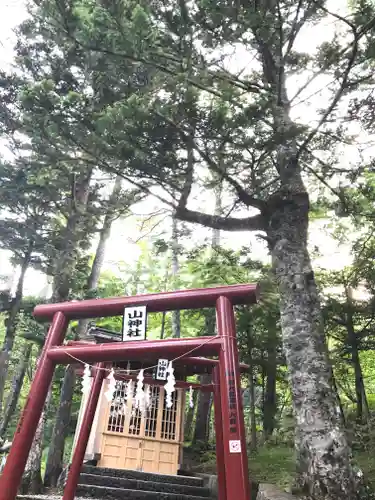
[
  {"left": 17, "top": 497, "right": 95, "bottom": 500},
  {"left": 79, "top": 473, "right": 210, "bottom": 498},
  {"left": 81, "top": 465, "right": 204, "bottom": 488},
  {"left": 76, "top": 483, "right": 212, "bottom": 500}
]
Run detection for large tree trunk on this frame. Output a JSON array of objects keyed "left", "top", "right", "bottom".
[
  {"left": 0, "top": 342, "right": 32, "bottom": 440},
  {"left": 0, "top": 242, "right": 33, "bottom": 418},
  {"left": 43, "top": 365, "right": 76, "bottom": 487},
  {"left": 269, "top": 197, "right": 359, "bottom": 499},
  {"left": 263, "top": 330, "right": 277, "bottom": 440},
  {"left": 20, "top": 386, "right": 52, "bottom": 494}
]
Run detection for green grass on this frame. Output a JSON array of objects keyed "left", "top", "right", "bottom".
[
  {"left": 198, "top": 444, "right": 375, "bottom": 491},
  {"left": 247, "top": 446, "right": 375, "bottom": 491},
  {"left": 248, "top": 446, "right": 295, "bottom": 490}
]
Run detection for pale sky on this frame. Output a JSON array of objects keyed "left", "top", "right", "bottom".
[{"left": 0, "top": 0, "right": 365, "bottom": 297}]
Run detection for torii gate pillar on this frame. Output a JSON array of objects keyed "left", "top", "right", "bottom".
[{"left": 216, "top": 296, "right": 250, "bottom": 500}]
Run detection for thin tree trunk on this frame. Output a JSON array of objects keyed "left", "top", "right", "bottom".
[
  {"left": 77, "top": 175, "right": 122, "bottom": 340},
  {"left": 211, "top": 169, "right": 223, "bottom": 247},
  {"left": 44, "top": 170, "right": 92, "bottom": 487},
  {"left": 160, "top": 312, "right": 166, "bottom": 339},
  {"left": 51, "top": 168, "right": 93, "bottom": 302},
  {"left": 171, "top": 217, "right": 180, "bottom": 338},
  {"left": 0, "top": 342, "right": 32, "bottom": 440},
  {"left": 269, "top": 207, "right": 359, "bottom": 498},
  {"left": 184, "top": 390, "right": 198, "bottom": 441},
  {"left": 331, "top": 367, "right": 345, "bottom": 425},
  {"left": 191, "top": 170, "right": 224, "bottom": 445},
  {"left": 20, "top": 385, "right": 52, "bottom": 494},
  {"left": 193, "top": 313, "right": 214, "bottom": 445},
  {"left": 0, "top": 242, "right": 33, "bottom": 418},
  {"left": 345, "top": 287, "right": 369, "bottom": 423},
  {"left": 43, "top": 365, "right": 76, "bottom": 487},
  {"left": 45, "top": 175, "right": 122, "bottom": 487},
  {"left": 247, "top": 335, "right": 257, "bottom": 451},
  {"left": 193, "top": 372, "right": 212, "bottom": 445}
]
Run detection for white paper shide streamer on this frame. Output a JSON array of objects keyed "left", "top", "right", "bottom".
[
  {"left": 164, "top": 362, "right": 176, "bottom": 408},
  {"left": 81, "top": 364, "right": 91, "bottom": 396},
  {"left": 125, "top": 379, "right": 133, "bottom": 408},
  {"left": 135, "top": 369, "right": 146, "bottom": 414},
  {"left": 105, "top": 368, "right": 116, "bottom": 402},
  {"left": 145, "top": 384, "right": 151, "bottom": 411},
  {"left": 189, "top": 385, "right": 194, "bottom": 408}
]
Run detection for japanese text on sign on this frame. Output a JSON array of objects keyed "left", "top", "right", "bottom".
[
  {"left": 156, "top": 359, "right": 169, "bottom": 380},
  {"left": 122, "top": 305, "right": 147, "bottom": 341},
  {"left": 226, "top": 370, "right": 238, "bottom": 434}
]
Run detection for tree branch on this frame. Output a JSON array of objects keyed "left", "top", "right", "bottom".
[
  {"left": 153, "top": 110, "right": 266, "bottom": 211},
  {"left": 297, "top": 32, "right": 359, "bottom": 156},
  {"left": 174, "top": 207, "right": 265, "bottom": 232},
  {"left": 312, "top": 1, "right": 356, "bottom": 31}
]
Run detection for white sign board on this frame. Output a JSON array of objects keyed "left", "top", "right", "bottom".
[
  {"left": 122, "top": 305, "right": 147, "bottom": 341},
  {"left": 229, "top": 440, "right": 241, "bottom": 453},
  {"left": 156, "top": 359, "right": 169, "bottom": 380}
]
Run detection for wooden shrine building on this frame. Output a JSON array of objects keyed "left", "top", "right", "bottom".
[{"left": 72, "top": 327, "right": 214, "bottom": 476}]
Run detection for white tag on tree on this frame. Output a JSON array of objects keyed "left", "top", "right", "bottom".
[
  {"left": 156, "top": 359, "right": 169, "bottom": 380},
  {"left": 122, "top": 305, "right": 147, "bottom": 341}
]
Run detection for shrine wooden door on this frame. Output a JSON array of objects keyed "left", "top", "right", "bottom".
[{"left": 98, "top": 382, "right": 184, "bottom": 475}]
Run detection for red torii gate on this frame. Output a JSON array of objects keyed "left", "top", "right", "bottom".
[{"left": 0, "top": 283, "right": 258, "bottom": 500}]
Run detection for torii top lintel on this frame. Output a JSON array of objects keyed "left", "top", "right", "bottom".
[{"left": 33, "top": 283, "right": 259, "bottom": 321}]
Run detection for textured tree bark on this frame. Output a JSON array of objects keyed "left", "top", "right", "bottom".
[
  {"left": 20, "top": 385, "right": 52, "bottom": 494},
  {"left": 193, "top": 312, "right": 215, "bottom": 445},
  {"left": 43, "top": 364, "right": 76, "bottom": 487},
  {"left": 77, "top": 175, "right": 122, "bottom": 340},
  {"left": 211, "top": 168, "right": 223, "bottom": 247},
  {"left": 44, "top": 170, "right": 92, "bottom": 487},
  {"left": 160, "top": 311, "right": 166, "bottom": 339},
  {"left": 51, "top": 168, "right": 93, "bottom": 302},
  {"left": 331, "top": 368, "right": 345, "bottom": 425},
  {"left": 184, "top": 390, "right": 198, "bottom": 441},
  {"left": 345, "top": 288, "right": 369, "bottom": 423},
  {"left": 0, "top": 242, "right": 33, "bottom": 419},
  {"left": 269, "top": 196, "right": 359, "bottom": 499},
  {"left": 193, "top": 372, "right": 212, "bottom": 445},
  {"left": 171, "top": 217, "right": 181, "bottom": 338},
  {"left": 248, "top": 345, "right": 257, "bottom": 451},
  {"left": 263, "top": 331, "right": 277, "bottom": 440},
  {"left": 0, "top": 342, "right": 32, "bottom": 440}
]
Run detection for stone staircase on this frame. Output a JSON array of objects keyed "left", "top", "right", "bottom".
[
  {"left": 17, "top": 465, "right": 213, "bottom": 500},
  {"left": 75, "top": 465, "right": 213, "bottom": 499},
  {"left": 17, "top": 465, "right": 212, "bottom": 500}
]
